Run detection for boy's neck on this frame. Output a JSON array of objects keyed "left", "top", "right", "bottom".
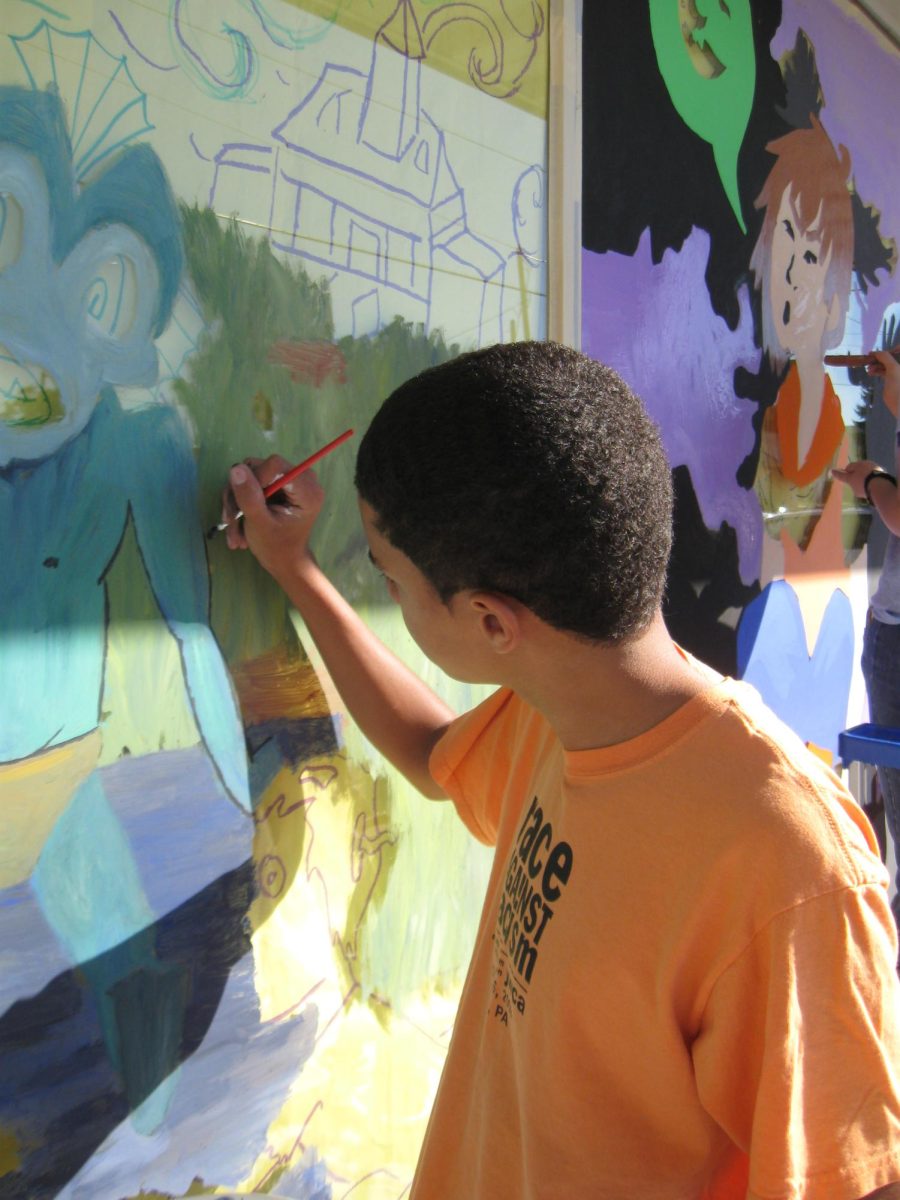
[{"left": 509, "top": 611, "right": 712, "bottom": 752}]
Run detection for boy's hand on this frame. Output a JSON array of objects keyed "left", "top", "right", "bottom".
[{"left": 222, "top": 455, "right": 325, "bottom": 581}]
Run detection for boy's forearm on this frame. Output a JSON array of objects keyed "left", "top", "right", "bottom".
[{"left": 273, "top": 553, "right": 454, "bottom": 799}]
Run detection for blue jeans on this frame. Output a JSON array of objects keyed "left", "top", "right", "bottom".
[{"left": 861, "top": 615, "right": 900, "bottom": 926}]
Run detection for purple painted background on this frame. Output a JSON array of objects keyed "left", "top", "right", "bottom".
[{"left": 583, "top": 227, "right": 763, "bottom": 583}]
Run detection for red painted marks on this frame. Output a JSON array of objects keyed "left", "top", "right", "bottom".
[{"left": 269, "top": 339, "right": 347, "bottom": 387}]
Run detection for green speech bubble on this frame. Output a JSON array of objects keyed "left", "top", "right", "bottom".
[{"left": 648, "top": 0, "right": 755, "bottom": 232}]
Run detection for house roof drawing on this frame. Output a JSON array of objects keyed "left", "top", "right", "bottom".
[{"left": 211, "top": 0, "right": 504, "bottom": 340}]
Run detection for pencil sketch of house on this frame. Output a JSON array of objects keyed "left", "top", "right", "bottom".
[{"left": 210, "top": 0, "right": 505, "bottom": 345}]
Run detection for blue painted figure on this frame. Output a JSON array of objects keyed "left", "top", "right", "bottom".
[{"left": 0, "top": 86, "right": 249, "bottom": 1128}]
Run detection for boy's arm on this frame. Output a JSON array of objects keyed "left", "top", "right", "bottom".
[
  {"left": 227, "top": 461, "right": 454, "bottom": 799},
  {"left": 832, "top": 350, "right": 900, "bottom": 536}
]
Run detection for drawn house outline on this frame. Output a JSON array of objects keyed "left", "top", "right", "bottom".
[{"left": 210, "top": 0, "right": 504, "bottom": 343}]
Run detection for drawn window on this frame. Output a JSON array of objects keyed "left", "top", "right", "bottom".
[
  {"left": 316, "top": 91, "right": 346, "bottom": 137},
  {"left": 348, "top": 221, "right": 382, "bottom": 280},
  {"left": 414, "top": 139, "right": 430, "bottom": 175},
  {"left": 295, "top": 186, "right": 339, "bottom": 261},
  {"left": 386, "top": 231, "right": 417, "bottom": 290}
]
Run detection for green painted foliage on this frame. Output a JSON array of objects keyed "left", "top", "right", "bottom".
[{"left": 176, "top": 204, "right": 457, "bottom": 663}]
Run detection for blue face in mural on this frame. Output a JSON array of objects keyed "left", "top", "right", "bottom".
[
  {"left": 0, "top": 149, "right": 159, "bottom": 463},
  {"left": 0, "top": 87, "right": 183, "bottom": 465},
  {"left": 0, "top": 82, "right": 246, "bottom": 795},
  {"left": 0, "top": 84, "right": 249, "bottom": 1137}
]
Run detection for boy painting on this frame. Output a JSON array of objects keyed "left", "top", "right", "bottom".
[{"left": 225, "top": 342, "right": 900, "bottom": 1198}]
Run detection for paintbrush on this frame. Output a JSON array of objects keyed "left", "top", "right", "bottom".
[
  {"left": 208, "top": 427, "right": 354, "bottom": 538},
  {"left": 825, "top": 350, "right": 900, "bottom": 367}
]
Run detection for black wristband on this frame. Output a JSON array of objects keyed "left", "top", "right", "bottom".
[{"left": 863, "top": 468, "right": 898, "bottom": 505}]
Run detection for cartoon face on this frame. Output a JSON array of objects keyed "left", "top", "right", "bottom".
[
  {"left": 0, "top": 142, "right": 161, "bottom": 468},
  {"left": 767, "top": 186, "right": 840, "bottom": 359}
]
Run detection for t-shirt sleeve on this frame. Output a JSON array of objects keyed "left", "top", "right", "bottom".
[
  {"left": 692, "top": 881, "right": 900, "bottom": 1199},
  {"left": 429, "top": 687, "right": 519, "bottom": 846}
]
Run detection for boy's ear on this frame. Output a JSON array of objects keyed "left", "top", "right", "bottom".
[{"left": 468, "top": 592, "right": 522, "bottom": 654}]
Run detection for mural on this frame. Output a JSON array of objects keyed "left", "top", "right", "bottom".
[
  {"left": 581, "top": 0, "right": 899, "bottom": 763},
  {"left": 0, "top": 2, "right": 547, "bottom": 1197}
]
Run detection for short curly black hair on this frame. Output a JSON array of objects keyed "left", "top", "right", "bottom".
[{"left": 355, "top": 341, "right": 672, "bottom": 642}]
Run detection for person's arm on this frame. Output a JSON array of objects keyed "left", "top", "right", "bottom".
[
  {"left": 832, "top": 349, "right": 900, "bottom": 536},
  {"left": 225, "top": 459, "right": 454, "bottom": 799}
]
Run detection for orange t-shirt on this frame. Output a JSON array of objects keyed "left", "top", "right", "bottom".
[{"left": 414, "top": 678, "right": 900, "bottom": 1199}]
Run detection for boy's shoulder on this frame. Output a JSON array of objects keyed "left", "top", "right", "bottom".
[{"left": 686, "top": 675, "right": 886, "bottom": 891}]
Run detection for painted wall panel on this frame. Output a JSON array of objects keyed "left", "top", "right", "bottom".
[
  {"left": 581, "top": 0, "right": 898, "bottom": 765},
  {"left": 0, "top": 2, "right": 548, "bottom": 1196}
]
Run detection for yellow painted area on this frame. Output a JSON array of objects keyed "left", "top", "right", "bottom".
[
  {"left": 243, "top": 747, "right": 456, "bottom": 1194},
  {"left": 1, "top": 380, "right": 64, "bottom": 427},
  {"left": 249, "top": 751, "right": 396, "bottom": 1024},
  {"left": 231, "top": 643, "right": 332, "bottom": 724},
  {"left": 0, "top": 729, "right": 100, "bottom": 887},
  {"left": 281, "top": 0, "right": 548, "bottom": 117},
  {"left": 122, "top": 1180, "right": 215, "bottom": 1198},
  {"left": 101, "top": 618, "right": 200, "bottom": 762},
  {"left": 806, "top": 741, "right": 834, "bottom": 766},
  {"left": 0, "top": 1126, "right": 22, "bottom": 1175},
  {"left": 241, "top": 992, "right": 457, "bottom": 1196}
]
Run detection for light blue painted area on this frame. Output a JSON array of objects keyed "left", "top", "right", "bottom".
[
  {"left": 31, "top": 769, "right": 181, "bottom": 1134},
  {"left": 101, "top": 745, "right": 250, "bottom": 914},
  {"left": 2, "top": 746, "right": 306, "bottom": 1192},
  {"left": 1, "top": 391, "right": 251, "bottom": 808},
  {"left": 124, "top": 400, "right": 250, "bottom": 810},
  {"left": 169, "top": 619, "right": 250, "bottom": 809},
  {"left": 0, "top": 746, "right": 247, "bottom": 1013},
  {"left": 738, "top": 580, "right": 855, "bottom": 758},
  {"left": 0, "top": 84, "right": 250, "bottom": 1151},
  {"left": 33, "top": 772, "right": 154, "bottom": 965},
  {"left": 0, "top": 84, "right": 247, "bottom": 788},
  {"left": 57, "top": 962, "right": 318, "bottom": 1199},
  {"left": 275, "top": 1147, "right": 332, "bottom": 1200}
]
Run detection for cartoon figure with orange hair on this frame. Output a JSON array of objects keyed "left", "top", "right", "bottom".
[{"left": 750, "top": 115, "right": 865, "bottom": 557}]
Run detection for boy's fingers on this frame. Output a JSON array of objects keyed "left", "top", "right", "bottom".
[
  {"left": 276, "top": 467, "right": 324, "bottom": 512},
  {"left": 229, "top": 463, "right": 266, "bottom": 518}
]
